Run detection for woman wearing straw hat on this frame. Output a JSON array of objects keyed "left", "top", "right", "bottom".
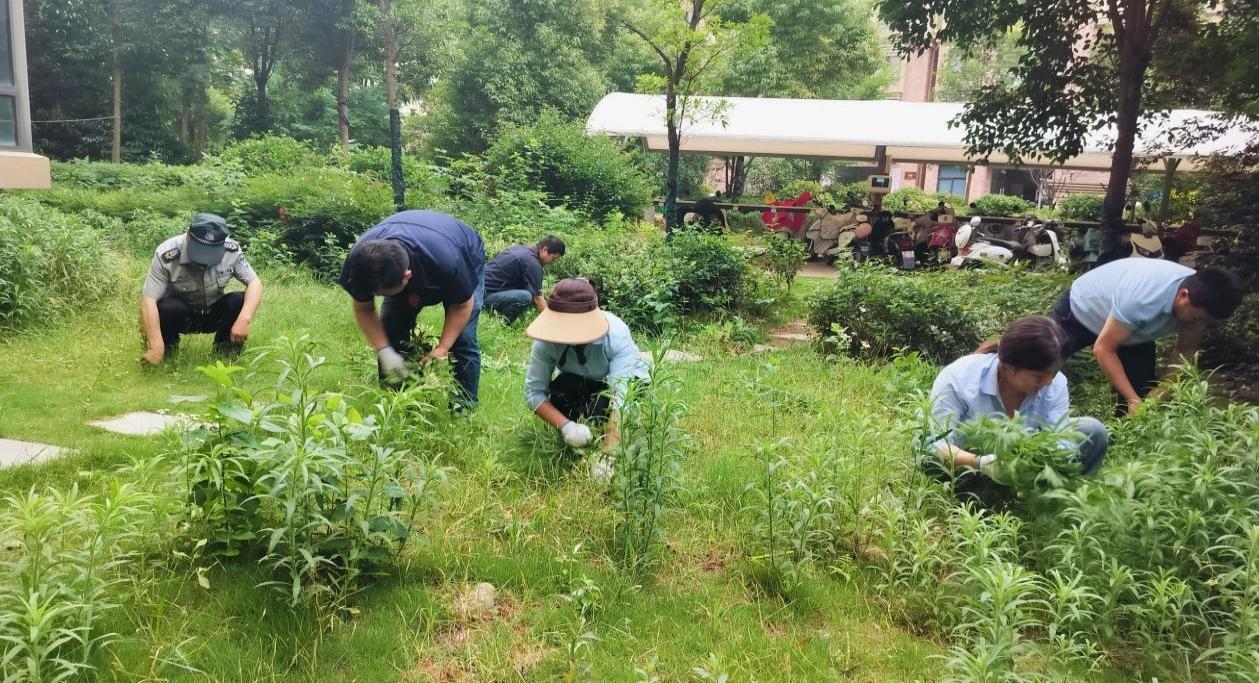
[{"left": 524, "top": 278, "right": 650, "bottom": 479}]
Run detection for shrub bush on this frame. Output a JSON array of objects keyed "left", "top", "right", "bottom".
[
  {"left": 882, "top": 187, "right": 965, "bottom": 215},
  {"left": 216, "top": 134, "right": 320, "bottom": 175},
  {"left": 660, "top": 231, "right": 750, "bottom": 314},
  {"left": 0, "top": 197, "right": 120, "bottom": 331},
  {"left": 972, "top": 193, "right": 1034, "bottom": 217},
  {"left": 227, "top": 168, "right": 394, "bottom": 276},
  {"left": 344, "top": 146, "right": 445, "bottom": 208},
  {"left": 485, "top": 111, "right": 652, "bottom": 220},
  {"left": 550, "top": 230, "right": 752, "bottom": 331},
  {"left": 77, "top": 209, "right": 191, "bottom": 258},
  {"left": 549, "top": 231, "right": 672, "bottom": 331},
  {"left": 1056, "top": 194, "right": 1103, "bottom": 221},
  {"left": 808, "top": 265, "right": 982, "bottom": 362},
  {"left": 832, "top": 181, "right": 870, "bottom": 208}
]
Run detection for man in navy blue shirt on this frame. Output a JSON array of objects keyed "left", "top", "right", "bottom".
[
  {"left": 339, "top": 210, "right": 486, "bottom": 408},
  {"left": 483, "top": 235, "right": 565, "bottom": 324}
]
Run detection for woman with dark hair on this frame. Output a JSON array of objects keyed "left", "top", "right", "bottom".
[{"left": 923, "top": 315, "right": 1108, "bottom": 495}]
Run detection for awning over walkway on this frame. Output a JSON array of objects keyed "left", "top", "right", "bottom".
[{"left": 585, "top": 93, "right": 1251, "bottom": 172}]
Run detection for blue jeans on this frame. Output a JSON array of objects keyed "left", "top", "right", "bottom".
[
  {"left": 1071, "top": 416, "right": 1108, "bottom": 476},
  {"left": 380, "top": 270, "right": 483, "bottom": 409},
  {"left": 483, "top": 288, "right": 533, "bottom": 324}
]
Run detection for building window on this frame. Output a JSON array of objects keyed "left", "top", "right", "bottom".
[
  {"left": 937, "top": 165, "right": 967, "bottom": 196},
  {"left": 0, "top": 0, "right": 17, "bottom": 148}
]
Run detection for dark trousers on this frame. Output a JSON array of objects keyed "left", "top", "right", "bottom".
[
  {"left": 550, "top": 372, "right": 611, "bottom": 423},
  {"left": 157, "top": 292, "right": 245, "bottom": 353},
  {"left": 379, "top": 273, "right": 483, "bottom": 408},
  {"left": 1050, "top": 291, "right": 1158, "bottom": 416}
]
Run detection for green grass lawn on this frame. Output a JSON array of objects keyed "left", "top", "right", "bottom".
[{"left": 0, "top": 265, "right": 949, "bottom": 681}]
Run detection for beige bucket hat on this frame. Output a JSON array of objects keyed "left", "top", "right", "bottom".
[{"left": 525, "top": 278, "right": 610, "bottom": 345}]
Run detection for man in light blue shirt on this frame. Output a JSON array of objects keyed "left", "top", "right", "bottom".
[
  {"left": 523, "top": 278, "right": 649, "bottom": 479},
  {"left": 1050, "top": 259, "right": 1242, "bottom": 416}
]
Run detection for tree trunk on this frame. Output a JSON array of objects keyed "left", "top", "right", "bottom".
[
  {"left": 255, "top": 72, "right": 271, "bottom": 133},
  {"left": 1159, "top": 157, "right": 1179, "bottom": 221},
  {"left": 1099, "top": 40, "right": 1151, "bottom": 265},
  {"left": 112, "top": 56, "right": 122, "bottom": 163},
  {"left": 337, "top": 31, "right": 354, "bottom": 152},
  {"left": 728, "top": 156, "right": 750, "bottom": 199},
  {"left": 110, "top": 0, "right": 121, "bottom": 163},
  {"left": 380, "top": 0, "right": 405, "bottom": 210},
  {"left": 664, "top": 85, "right": 680, "bottom": 237}
]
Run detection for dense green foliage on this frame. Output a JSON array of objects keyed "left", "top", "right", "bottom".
[
  {"left": 1057, "top": 194, "right": 1105, "bottom": 221},
  {"left": 0, "top": 197, "right": 120, "bottom": 331},
  {"left": 216, "top": 135, "right": 322, "bottom": 175},
  {"left": 808, "top": 265, "right": 983, "bottom": 362},
  {"left": 485, "top": 111, "right": 653, "bottom": 220},
  {"left": 882, "top": 187, "right": 965, "bottom": 214},
  {"left": 972, "top": 193, "right": 1034, "bottom": 217},
  {"left": 550, "top": 229, "right": 754, "bottom": 332}
]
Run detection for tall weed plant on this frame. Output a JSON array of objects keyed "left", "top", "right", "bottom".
[
  {"left": 610, "top": 347, "right": 688, "bottom": 576},
  {"left": 867, "top": 367, "right": 1259, "bottom": 679},
  {"left": 0, "top": 196, "right": 120, "bottom": 332},
  {"left": 171, "top": 335, "right": 451, "bottom": 615},
  {"left": 0, "top": 464, "right": 166, "bottom": 681}
]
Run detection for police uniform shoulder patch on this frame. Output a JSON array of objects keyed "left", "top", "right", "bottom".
[
  {"left": 161, "top": 247, "right": 181, "bottom": 262},
  {"left": 224, "top": 240, "right": 240, "bottom": 253}
]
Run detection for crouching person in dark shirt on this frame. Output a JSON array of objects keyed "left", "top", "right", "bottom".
[{"left": 483, "top": 235, "right": 565, "bottom": 324}]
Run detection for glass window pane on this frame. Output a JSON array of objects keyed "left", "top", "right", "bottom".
[
  {"left": 0, "top": 95, "right": 16, "bottom": 147},
  {"left": 0, "top": 0, "right": 11, "bottom": 87}
]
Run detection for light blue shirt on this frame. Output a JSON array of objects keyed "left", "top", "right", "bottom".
[
  {"left": 927, "top": 353, "right": 1070, "bottom": 449},
  {"left": 1069, "top": 258, "right": 1194, "bottom": 345},
  {"left": 524, "top": 311, "right": 650, "bottom": 411}
]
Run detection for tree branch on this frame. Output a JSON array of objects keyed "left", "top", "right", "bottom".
[{"left": 621, "top": 20, "right": 673, "bottom": 77}]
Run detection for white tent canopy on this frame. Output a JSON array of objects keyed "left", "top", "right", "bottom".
[{"left": 585, "top": 92, "right": 1251, "bottom": 172}]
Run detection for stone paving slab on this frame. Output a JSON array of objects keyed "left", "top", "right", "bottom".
[
  {"left": 88, "top": 411, "right": 191, "bottom": 436},
  {"left": 0, "top": 438, "right": 71, "bottom": 468},
  {"left": 770, "top": 332, "right": 812, "bottom": 342}
]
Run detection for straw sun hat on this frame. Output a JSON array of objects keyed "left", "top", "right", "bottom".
[{"left": 525, "top": 278, "right": 610, "bottom": 345}]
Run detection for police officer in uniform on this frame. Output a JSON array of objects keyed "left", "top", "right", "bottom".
[{"left": 139, "top": 213, "right": 264, "bottom": 365}]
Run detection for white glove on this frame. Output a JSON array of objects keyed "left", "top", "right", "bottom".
[
  {"left": 590, "top": 455, "right": 614, "bottom": 484},
  {"left": 377, "top": 345, "right": 411, "bottom": 379},
  {"left": 560, "top": 421, "right": 593, "bottom": 448},
  {"left": 977, "top": 454, "right": 1005, "bottom": 484}
]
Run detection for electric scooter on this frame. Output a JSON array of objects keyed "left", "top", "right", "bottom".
[{"left": 951, "top": 217, "right": 1018, "bottom": 268}]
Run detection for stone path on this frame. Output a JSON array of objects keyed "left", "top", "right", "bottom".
[
  {"left": 0, "top": 438, "right": 71, "bottom": 468},
  {"left": 769, "top": 320, "right": 816, "bottom": 347},
  {"left": 88, "top": 411, "right": 191, "bottom": 437},
  {"left": 798, "top": 262, "right": 839, "bottom": 279},
  {"left": 1, "top": 411, "right": 198, "bottom": 470}
]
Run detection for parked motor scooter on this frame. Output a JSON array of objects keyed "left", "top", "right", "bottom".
[
  {"left": 1015, "top": 218, "right": 1066, "bottom": 269},
  {"left": 803, "top": 206, "right": 859, "bottom": 260},
  {"left": 823, "top": 217, "right": 872, "bottom": 263},
  {"left": 885, "top": 230, "right": 917, "bottom": 270},
  {"left": 925, "top": 216, "right": 958, "bottom": 266},
  {"left": 1130, "top": 220, "right": 1164, "bottom": 258},
  {"left": 951, "top": 217, "right": 1017, "bottom": 268}
]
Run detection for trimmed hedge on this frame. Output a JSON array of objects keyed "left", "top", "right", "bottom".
[{"left": 808, "top": 265, "right": 982, "bottom": 363}]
